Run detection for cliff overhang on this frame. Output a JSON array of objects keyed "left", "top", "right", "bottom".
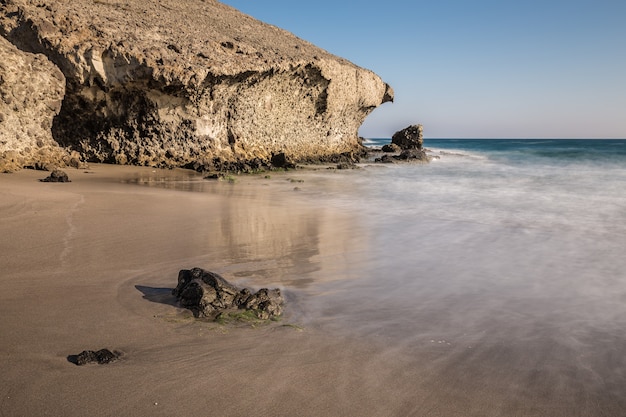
[{"left": 0, "top": 0, "right": 393, "bottom": 172}]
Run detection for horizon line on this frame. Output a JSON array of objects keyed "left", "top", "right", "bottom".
[{"left": 364, "top": 137, "right": 626, "bottom": 140}]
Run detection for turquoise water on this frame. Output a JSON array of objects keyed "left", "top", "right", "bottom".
[
  {"left": 367, "top": 137, "right": 626, "bottom": 164},
  {"left": 426, "top": 138, "right": 626, "bottom": 164},
  {"left": 357, "top": 138, "right": 626, "bottom": 234},
  {"left": 349, "top": 139, "right": 626, "bottom": 233}
]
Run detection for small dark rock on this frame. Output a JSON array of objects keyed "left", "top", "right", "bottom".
[
  {"left": 270, "top": 152, "right": 296, "bottom": 169},
  {"left": 68, "top": 348, "right": 121, "bottom": 366},
  {"left": 39, "top": 169, "right": 71, "bottom": 182},
  {"left": 204, "top": 172, "right": 224, "bottom": 180},
  {"left": 396, "top": 149, "right": 429, "bottom": 161},
  {"left": 374, "top": 149, "right": 430, "bottom": 163},
  {"left": 381, "top": 143, "right": 401, "bottom": 153},
  {"left": 374, "top": 154, "right": 395, "bottom": 163},
  {"left": 336, "top": 162, "right": 357, "bottom": 169}
]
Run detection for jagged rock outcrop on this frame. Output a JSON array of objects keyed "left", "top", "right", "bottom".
[
  {"left": 0, "top": 0, "right": 393, "bottom": 171},
  {"left": 373, "top": 124, "right": 430, "bottom": 163},
  {"left": 173, "top": 268, "right": 284, "bottom": 320},
  {"left": 391, "top": 124, "right": 423, "bottom": 150},
  {"left": 0, "top": 36, "right": 67, "bottom": 172}
]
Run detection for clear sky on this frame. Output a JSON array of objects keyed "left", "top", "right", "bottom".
[{"left": 220, "top": 1, "right": 626, "bottom": 138}]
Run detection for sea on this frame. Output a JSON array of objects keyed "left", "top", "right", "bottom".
[
  {"left": 282, "top": 138, "right": 626, "bottom": 413},
  {"left": 301, "top": 138, "right": 626, "bottom": 326}
]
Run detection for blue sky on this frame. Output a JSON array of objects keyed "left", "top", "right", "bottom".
[{"left": 220, "top": 1, "right": 626, "bottom": 138}]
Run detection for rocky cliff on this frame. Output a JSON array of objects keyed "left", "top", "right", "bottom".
[
  {"left": 0, "top": 36, "right": 67, "bottom": 172},
  {"left": 0, "top": 0, "right": 393, "bottom": 171}
]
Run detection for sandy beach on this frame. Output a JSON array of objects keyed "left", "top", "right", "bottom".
[
  {"left": 0, "top": 165, "right": 419, "bottom": 417},
  {"left": 2, "top": 162, "right": 626, "bottom": 417}
]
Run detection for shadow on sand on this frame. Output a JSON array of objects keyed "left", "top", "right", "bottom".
[{"left": 135, "top": 285, "right": 178, "bottom": 307}]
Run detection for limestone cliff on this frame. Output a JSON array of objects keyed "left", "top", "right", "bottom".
[
  {"left": 0, "top": 36, "right": 66, "bottom": 172},
  {"left": 0, "top": 0, "right": 393, "bottom": 171}
]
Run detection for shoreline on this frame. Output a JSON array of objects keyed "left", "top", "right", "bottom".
[{"left": 3, "top": 161, "right": 626, "bottom": 416}]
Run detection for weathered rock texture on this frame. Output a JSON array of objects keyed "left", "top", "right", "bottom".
[
  {"left": 373, "top": 124, "right": 430, "bottom": 163},
  {"left": 0, "top": 0, "right": 393, "bottom": 171},
  {"left": 173, "top": 268, "right": 284, "bottom": 320},
  {"left": 391, "top": 124, "right": 423, "bottom": 150},
  {"left": 68, "top": 348, "right": 121, "bottom": 366},
  {"left": 381, "top": 143, "right": 401, "bottom": 153},
  {"left": 0, "top": 36, "right": 66, "bottom": 172}
]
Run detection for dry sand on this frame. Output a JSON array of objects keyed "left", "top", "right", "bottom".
[{"left": 2, "top": 164, "right": 625, "bottom": 417}]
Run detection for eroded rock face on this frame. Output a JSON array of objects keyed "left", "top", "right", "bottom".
[
  {"left": 1, "top": 0, "right": 393, "bottom": 171},
  {"left": 0, "top": 36, "right": 67, "bottom": 172},
  {"left": 172, "top": 268, "right": 284, "bottom": 320}
]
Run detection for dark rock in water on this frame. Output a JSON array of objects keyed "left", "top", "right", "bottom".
[
  {"left": 69, "top": 348, "right": 121, "bottom": 366},
  {"left": 204, "top": 173, "right": 224, "bottom": 180},
  {"left": 391, "top": 124, "right": 424, "bottom": 150},
  {"left": 372, "top": 126, "right": 430, "bottom": 164},
  {"left": 381, "top": 143, "right": 401, "bottom": 153},
  {"left": 374, "top": 154, "right": 396, "bottom": 164},
  {"left": 374, "top": 149, "right": 430, "bottom": 163},
  {"left": 396, "top": 149, "right": 429, "bottom": 161},
  {"left": 172, "top": 268, "right": 284, "bottom": 320},
  {"left": 39, "top": 169, "right": 71, "bottom": 182}
]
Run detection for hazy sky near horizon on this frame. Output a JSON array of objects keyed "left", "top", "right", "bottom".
[{"left": 220, "top": 0, "right": 625, "bottom": 139}]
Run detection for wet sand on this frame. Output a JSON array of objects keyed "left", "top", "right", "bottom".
[
  {"left": 0, "top": 165, "right": 414, "bottom": 417},
  {"left": 2, "top": 164, "right": 626, "bottom": 416}
]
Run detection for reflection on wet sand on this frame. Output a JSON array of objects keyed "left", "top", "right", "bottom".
[{"left": 118, "top": 167, "right": 371, "bottom": 290}]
